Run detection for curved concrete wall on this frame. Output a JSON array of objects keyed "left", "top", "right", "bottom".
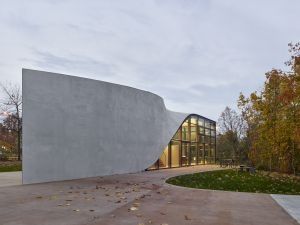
[{"left": 22, "top": 69, "right": 189, "bottom": 184}]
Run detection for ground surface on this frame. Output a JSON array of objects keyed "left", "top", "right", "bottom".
[
  {"left": 167, "top": 169, "right": 300, "bottom": 195},
  {"left": 0, "top": 161, "right": 22, "bottom": 172},
  {"left": 0, "top": 165, "right": 298, "bottom": 225},
  {"left": 0, "top": 171, "right": 22, "bottom": 187},
  {"left": 272, "top": 194, "right": 300, "bottom": 223}
]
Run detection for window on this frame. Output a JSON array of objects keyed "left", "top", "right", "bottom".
[
  {"left": 199, "top": 127, "right": 204, "bottom": 134},
  {"left": 205, "top": 120, "right": 210, "bottom": 128},
  {"left": 205, "top": 128, "right": 210, "bottom": 136},
  {"left": 171, "top": 141, "right": 180, "bottom": 167},
  {"left": 198, "top": 144, "right": 204, "bottom": 164},
  {"left": 173, "top": 129, "right": 181, "bottom": 140},
  {"left": 190, "top": 117, "right": 197, "bottom": 125},
  {"left": 148, "top": 114, "right": 216, "bottom": 170},
  {"left": 159, "top": 146, "right": 169, "bottom": 168},
  {"left": 181, "top": 143, "right": 189, "bottom": 166},
  {"left": 182, "top": 123, "right": 189, "bottom": 141},
  {"left": 190, "top": 144, "right": 197, "bottom": 165},
  {"left": 198, "top": 118, "right": 204, "bottom": 127}
]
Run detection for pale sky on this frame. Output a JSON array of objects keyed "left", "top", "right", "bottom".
[{"left": 0, "top": 0, "right": 299, "bottom": 120}]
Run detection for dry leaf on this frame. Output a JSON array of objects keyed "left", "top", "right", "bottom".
[{"left": 129, "top": 206, "right": 138, "bottom": 211}]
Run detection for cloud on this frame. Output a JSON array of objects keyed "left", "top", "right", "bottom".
[{"left": 0, "top": 0, "right": 299, "bottom": 120}]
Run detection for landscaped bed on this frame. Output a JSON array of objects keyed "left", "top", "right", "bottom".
[
  {"left": 0, "top": 161, "right": 22, "bottom": 172},
  {"left": 166, "top": 169, "right": 300, "bottom": 195}
]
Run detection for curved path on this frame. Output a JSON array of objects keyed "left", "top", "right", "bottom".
[{"left": 0, "top": 165, "right": 298, "bottom": 225}]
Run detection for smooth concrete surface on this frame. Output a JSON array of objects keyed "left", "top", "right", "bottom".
[
  {"left": 0, "top": 165, "right": 297, "bottom": 225},
  {"left": 0, "top": 171, "right": 22, "bottom": 187},
  {"left": 271, "top": 194, "right": 300, "bottom": 223},
  {"left": 22, "top": 69, "right": 199, "bottom": 184}
]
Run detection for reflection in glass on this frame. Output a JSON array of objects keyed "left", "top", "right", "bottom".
[
  {"left": 199, "top": 127, "right": 204, "bottom": 134},
  {"left": 190, "top": 117, "right": 197, "bottom": 124},
  {"left": 198, "top": 118, "right": 204, "bottom": 127},
  {"left": 205, "top": 121, "right": 210, "bottom": 128}
]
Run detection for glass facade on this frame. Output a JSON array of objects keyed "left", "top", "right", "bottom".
[{"left": 148, "top": 115, "right": 216, "bottom": 170}]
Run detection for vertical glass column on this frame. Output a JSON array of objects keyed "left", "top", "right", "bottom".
[
  {"left": 171, "top": 141, "right": 180, "bottom": 167},
  {"left": 159, "top": 146, "right": 169, "bottom": 168}
]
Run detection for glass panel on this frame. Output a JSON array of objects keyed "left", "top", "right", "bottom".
[
  {"left": 159, "top": 146, "right": 169, "bottom": 168},
  {"left": 182, "top": 125, "right": 189, "bottom": 141},
  {"left": 182, "top": 120, "right": 189, "bottom": 127},
  {"left": 211, "top": 123, "right": 216, "bottom": 129},
  {"left": 205, "top": 128, "right": 210, "bottom": 136},
  {"left": 198, "top": 118, "right": 204, "bottom": 127},
  {"left": 210, "top": 146, "right": 215, "bottom": 157},
  {"left": 148, "top": 160, "right": 158, "bottom": 169},
  {"left": 211, "top": 137, "right": 215, "bottom": 145},
  {"left": 199, "top": 127, "right": 204, "bottom": 134},
  {"left": 173, "top": 129, "right": 181, "bottom": 140},
  {"left": 171, "top": 141, "right": 180, "bottom": 167},
  {"left": 211, "top": 130, "right": 216, "bottom": 137},
  {"left": 199, "top": 135, "right": 205, "bottom": 143},
  {"left": 191, "top": 125, "right": 197, "bottom": 132},
  {"left": 191, "top": 131, "right": 197, "bottom": 142},
  {"left": 181, "top": 143, "right": 189, "bottom": 166},
  {"left": 190, "top": 116, "right": 197, "bottom": 125},
  {"left": 198, "top": 144, "right": 204, "bottom": 164},
  {"left": 205, "top": 120, "right": 210, "bottom": 128},
  {"left": 190, "top": 144, "right": 197, "bottom": 165}
]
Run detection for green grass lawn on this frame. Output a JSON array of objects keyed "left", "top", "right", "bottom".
[
  {"left": 166, "top": 169, "right": 300, "bottom": 195},
  {"left": 0, "top": 162, "right": 22, "bottom": 172}
]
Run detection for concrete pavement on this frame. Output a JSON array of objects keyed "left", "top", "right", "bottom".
[
  {"left": 0, "top": 165, "right": 298, "bottom": 225},
  {"left": 0, "top": 171, "right": 22, "bottom": 187},
  {"left": 272, "top": 194, "right": 300, "bottom": 223}
]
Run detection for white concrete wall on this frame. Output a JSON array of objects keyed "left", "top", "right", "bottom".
[{"left": 22, "top": 69, "right": 189, "bottom": 184}]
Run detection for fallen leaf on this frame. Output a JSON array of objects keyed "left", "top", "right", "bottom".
[{"left": 129, "top": 207, "right": 138, "bottom": 211}]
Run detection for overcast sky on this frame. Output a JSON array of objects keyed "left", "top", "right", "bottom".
[{"left": 0, "top": 0, "right": 299, "bottom": 120}]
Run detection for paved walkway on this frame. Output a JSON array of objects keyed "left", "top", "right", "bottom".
[
  {"left": 0, "top": 165, "right": 298, "bottom": 225},
  {"left": 0, "top": 171, "right": 22, "bottom": 187},
  {"left": 272, "top": 194, "right": 300, "bottom": 223}
]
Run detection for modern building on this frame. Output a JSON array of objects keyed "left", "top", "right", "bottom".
[
  {"left": 149, "top": 115, "right": 216, "bottom": 170},
  {"left": 22, "top": 69, "right": 216, "bottom": 184}
]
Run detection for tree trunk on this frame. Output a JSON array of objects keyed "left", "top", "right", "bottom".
[{"left": 17, "top": 129, "right": 21, "bottom": 161}]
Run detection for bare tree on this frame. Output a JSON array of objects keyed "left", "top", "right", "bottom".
[
  {"left": 218, "top": 107, "right": 245, "bottom": 163},
  {"left": 0, "top": 82, "right": 22, "bottom": 160}
]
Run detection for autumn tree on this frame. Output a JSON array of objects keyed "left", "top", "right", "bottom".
[{"left": 238, "top": 42, "right": 300, "bottom": 174}]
